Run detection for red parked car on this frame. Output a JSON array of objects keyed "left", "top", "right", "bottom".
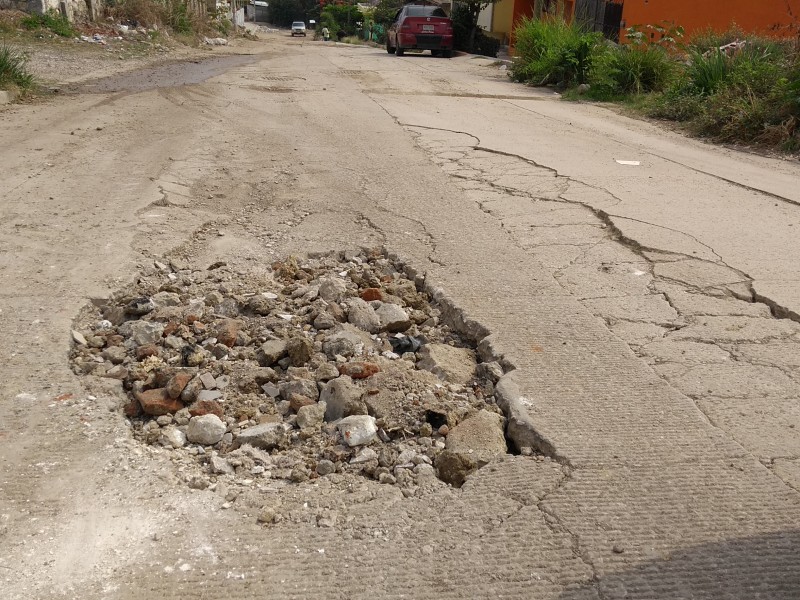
[{"left": 386, "top": 3, "right": 454, "bottom": 58}]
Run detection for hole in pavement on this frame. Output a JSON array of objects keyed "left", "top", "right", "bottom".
[{"left": 70, "top": 249, "right": 524, "bottom": 495}]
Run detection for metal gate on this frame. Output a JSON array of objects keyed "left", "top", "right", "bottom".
[{"left": 575, "top": 0, "right": 623, "bottom": 42}]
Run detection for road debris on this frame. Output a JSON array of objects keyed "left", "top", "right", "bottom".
[{"left": 70, "top": 250, "right": 512, "bottom": 494}]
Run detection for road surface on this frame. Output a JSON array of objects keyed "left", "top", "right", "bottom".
[{"left": 1, "top": 31, "right": 800, "bottom": 599}]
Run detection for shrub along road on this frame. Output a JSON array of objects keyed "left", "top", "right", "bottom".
[{"left": 1, "top": 31, "right": 800, "bottom": 599}]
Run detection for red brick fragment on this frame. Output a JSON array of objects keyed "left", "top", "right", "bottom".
[
  {"left": 337, "top": 362, "right": 381, "bottom": 379},
  {"left": 359, "top": 288, "right": 383, "bottom": 302},
  {"left": 188, "top": 399, "right": 224, "bottom": 419},
  {"left": 135, "top": 387, "right": 183, "bottom": 416}
]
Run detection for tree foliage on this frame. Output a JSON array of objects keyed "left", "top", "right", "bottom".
[
  {"left": 268, "top": 0, "right": 320, "bottom": 28},
  {"left": 320, "top": 3, "right": 362, "bottom": 38},
  {"left": 373, "top": 0, "right": 403, "bottom": 26},
  {"left": 456, "top": 0, "right": 498, "bottom": 53}
]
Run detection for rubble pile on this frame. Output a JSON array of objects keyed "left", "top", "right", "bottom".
[{"left": 70, "top": 250, "right": 511, "bottom": 493}]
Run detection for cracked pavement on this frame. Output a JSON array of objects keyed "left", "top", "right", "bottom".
[{"left": 1, "top": 32, "right": 800, "bottom": 599}]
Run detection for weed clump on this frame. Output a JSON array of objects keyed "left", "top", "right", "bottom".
[
  {"left": 511, "top": 15, "right": 800, "bottom": 151},
  {"left": 20, "top": 9, "right": 76, "bottom": 38},
  {"left": 0, "top": 43, "right": 34, "bottom": 91},
  {"left": 511, "top": 17, "right": 603, "bottom": 86}
]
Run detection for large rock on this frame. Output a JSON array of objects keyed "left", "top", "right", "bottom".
[
  {"left": 151, "top": 291, "right": 182, "bottom": 307},
  {"left": 318, "top": 277, "right": 348, "bottom": 302},
  {"left": 417, "top": 344, "right": 477, "bottom": 385},
  {"left": 258, "top": 339, "right": 288, "bottom": 366},
  {"left": 320, "top": 376, "right": 367, "bottom": 422},
  {"left": 186, "top": 414, "right": 226, "bottom": 445},
  {"left": 279, "top": 378, "right": 319, "bottom": 401},
  {"left": 297, "top": 401, "right": 327, "bottom": 429},
  {"left": 375, "top": 303, "right": 411, "bottom": 333},
  {"left": 346, "top": 298, "right": 380, "bottom": 334},
  {"left": 445, "top": 410, "right": 506, "bottom": 456},
  {"left": 337, "top": 415, "right": 378, "bottom": 447},
  {"left": 287, "top": 336, "right": 314, "bottom": 366},
  {"left": 235, "top": 422, "right": 288, "bottom": 450},
  {"left": 120, "top": 320, "right": 164, "bottom": 346},
  {"left": 435, "top": 410, "right": 506, "bottom": 487},
  {"left": 322, "top": 336, "right": 356, "bottom": 360}
]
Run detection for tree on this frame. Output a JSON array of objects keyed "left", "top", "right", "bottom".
[
  {"left": 458, "top": 0, "right": 500, "bottom": 52},
  {"left": 267, "top": 0, "right": 321, "bottom": 27},
  {"left": 373, "top": 0, "right": 403, "bottom": 26},
  {"left": 320, "top": 2, "right": 362, "bottom": 38}
]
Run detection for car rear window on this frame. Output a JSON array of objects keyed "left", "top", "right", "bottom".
[{"left": 405, "top": 6, "right": 447, "bottom": 17}]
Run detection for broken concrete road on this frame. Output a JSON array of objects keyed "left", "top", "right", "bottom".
[{"left": 1, "top": 32, "right": 799, "bottom": 598}]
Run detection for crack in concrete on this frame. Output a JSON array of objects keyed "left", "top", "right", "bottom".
[
  {"left": 401, "top": 121, "right": 800, "bottom": 518},
  {"left": 537, "top": 467, "right": 606, "bottom": 598}
]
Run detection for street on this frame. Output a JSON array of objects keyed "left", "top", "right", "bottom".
[{"left": 2, "top": 30, "right": 800, "bottom": 598}]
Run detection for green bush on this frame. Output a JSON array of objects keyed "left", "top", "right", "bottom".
[
  {"left": 21, "top": 9, "right": 76, "bottom": 37},
  {"left": 0, "top": 44, "right": 34, "bottom": 90},
  {"left": 511, "top": 17, "right": 603, "bottom": 86},
  {"left": 473, "top": 32, "right": 501, "bottom": 58},
  {"left": 591, "top": 43, "right": 675, "bottom": 96}
]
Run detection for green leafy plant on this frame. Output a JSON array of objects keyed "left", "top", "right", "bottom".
[
  {"left": 0, "top": 43, "right": 35, "bottom": 90},
  {"left": 626, "top": 21, "right": 685, "bottom": 52},
  {"left": 20, "top": 9, "right": 76, "bottom": 38}
]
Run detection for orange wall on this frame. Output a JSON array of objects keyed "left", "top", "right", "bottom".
[{"left": 620, "top": 0, "right": 800, "bottom": 38}]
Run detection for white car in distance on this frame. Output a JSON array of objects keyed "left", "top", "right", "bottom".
[{"left": 291, "top": 21, "right": 307, "bottom": 36}]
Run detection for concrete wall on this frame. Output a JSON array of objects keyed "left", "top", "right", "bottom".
[
  {"left": 4, "top": 0, "right": 100, "bottom": 21},
  {"left": 620, "top": 0, "right": 800, "bottom": 39}
]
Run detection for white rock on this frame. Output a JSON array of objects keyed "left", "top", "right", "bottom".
[
  {"left": 346, "top": 299, "right": 380, "bottom": 334},
  {"left": 235, "top": 422, "right": 287, "bottom": 450},
  {"left": 186, "top": 414, "right": 226, "bottom": 445},
  {"left": 395, "top": 449, "right": 416, "bottom": 467},
  {"left": 350, "top": 447, "right": 378, "bottom": 464},
  {"left": 160, "top": 426, "right": 187, "bottom": 449},
  {"left": 71, "top": 330, "right": 88, "bottom": 345},
  {"left": 337, "top": 415, "right": 378, "bottom": 447},
  {"left": 210, "top": 456, "right": 234, "bottom": 475},
  {"left": 375, "top": 303, "right": 411, "bottom": 333}
]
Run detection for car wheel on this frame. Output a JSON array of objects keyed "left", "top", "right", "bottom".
[
  {"left": 396, "top": 45, "right": 405, "bottom": 56},
  {"left": 442, "top": 49, "right": 452, "bottom": 58},
  {"left": 386, "top": 38, "right": 395, "bottom": 54},
  {"left": 431, "top": 49, "right": 441, "bottom": 57}
]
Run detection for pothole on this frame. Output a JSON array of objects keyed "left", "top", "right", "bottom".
[{"left": 70, "top": 249, "right": 518, "bottom": 497}]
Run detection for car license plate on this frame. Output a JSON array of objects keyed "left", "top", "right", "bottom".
[{"left": 423, "top": 25, "right": 434, "bottom": 32}]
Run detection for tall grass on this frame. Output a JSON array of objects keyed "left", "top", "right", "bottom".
[
  {"left": 511, "top": 17, "right": 603, "bottom": 86},
  {"left": 511, "top": 18, "right": 800, "bottom": 151},
  {"left": 0, "top": 44, "right": 34, "bottom": 90},
  {"left": 590, "top": 44, "right": 675, "bottom": 97}
]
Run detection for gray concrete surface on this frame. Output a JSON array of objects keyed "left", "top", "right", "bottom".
[{"left": 1, "top": 33, "right": 799, "bottom": 599}]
